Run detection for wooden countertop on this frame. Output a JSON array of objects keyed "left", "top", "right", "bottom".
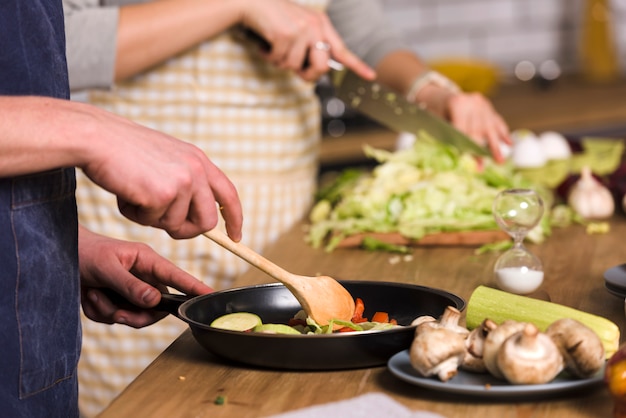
[
  {"left": 320, "top": 75, "right": 626, "bottom": 167},
  {"left": 100, "top": 217, "right": 626, "bottom": 418}
]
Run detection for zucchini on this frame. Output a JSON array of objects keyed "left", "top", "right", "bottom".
[
  {"left": 210, "top": 312, "right": 262, "bottom": 331},
  {"left": 466, "top": 285, "right": 620, "bottom": 358}
]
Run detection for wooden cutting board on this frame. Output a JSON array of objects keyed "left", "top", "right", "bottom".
[{"left": 335, "top": 230, "right": 509, "bottom": 248}]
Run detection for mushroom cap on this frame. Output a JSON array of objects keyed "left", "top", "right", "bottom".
[
  {"left": 546, "top": 318, "right": 605, "bottom": 378},
  {"left": 497, "top": 323, "right": 563, "bottom": 385},
  {"left": 410, "top": 327, "right": 466, "bottom": 381},
  {"left": 482, "top": 320, "right": 528, "bottom": 379}
]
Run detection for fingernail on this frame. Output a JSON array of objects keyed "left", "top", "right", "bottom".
[
  {"left": 117, "top": 316, "right": 127, "bottom": 325},
  {"left": 142, "top": 288, "right": 158, "bottom": 304}
]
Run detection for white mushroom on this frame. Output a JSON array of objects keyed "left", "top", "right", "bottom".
[
  {"left": 461, "top": 318, "right": 498, "bottom": 373},
  {"left": 409, "top": 326, "right": 467, "bottom": 382},
  {"left": 482, "top": 320, "right": 528, "bottom": 379},
  {"left": 409, "top": 306, "right": 470, "bottom": 381},
  {"left": 546, "top": 318, "right": 605, "bottom": 378},
  {"left": 496, "top": 323, "right": 564, "bottom": 385},
  {"left": 438, "top": 306, "right": 470, "bottom": 335},
  {"left": 412, "top": 306, "right": 470, "bottom": 340}
]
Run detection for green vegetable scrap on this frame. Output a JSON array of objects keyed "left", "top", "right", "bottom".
[
  {"left": 361, "top": 236, "right": 410, "bottom": 254},
  {"left": 586, "top": 222, "right": 610, "bottom": 235},
  {"left": 517, "top": 138, "right": 624, "bottom": 188},
  {"left": 214, "top": 395, "right": 227, "bottom": 405},
  {"left": 308, "top": 131, "right": 552, "bottom": 252}
]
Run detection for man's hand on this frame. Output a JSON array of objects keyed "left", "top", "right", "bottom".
[{"left": 78, "top": 226, "right": 212, "bottom": 328}]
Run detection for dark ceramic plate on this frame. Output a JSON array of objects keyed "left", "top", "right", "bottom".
[
  {"left": 388, "top": 350, "right": 605, "bottom": 398},
  {"left": 604, "top": 264, "right": 626, "bottom": 298},
  {"left": 163, "top": 280, "right": 464, "bottom": 370}
]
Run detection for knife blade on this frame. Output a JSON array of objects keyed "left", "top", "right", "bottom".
[
  {"left": 239, "top": 28, "right": 488, "bottom": 156},
  {"left": 329, "top": 63, "right": 489, "bottom": 156}
]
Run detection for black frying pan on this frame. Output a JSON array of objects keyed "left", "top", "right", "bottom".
[{"left": 159, "top": 280, "right": 464, "bottom": 370}]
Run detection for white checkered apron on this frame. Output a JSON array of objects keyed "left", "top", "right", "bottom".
[{"left": 77, "top": 1, "right": 328, "bottom": 414}]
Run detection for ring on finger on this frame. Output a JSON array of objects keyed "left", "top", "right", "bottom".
[{"left": 314, "top": 41, "right": 331, "bottom": 52}]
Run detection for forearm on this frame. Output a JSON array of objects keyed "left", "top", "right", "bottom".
[
  {"left": 375, "top": 50, "right": 457, "bottom": 119},
  {"left": 0, "top": 96, "right": 96, "bottom": 176},
  {"left": 64, "top": 0, "right": 247, "bottom": 88},
  {"left": 115, "top": 0, "right": 246, "bottom": 81}
]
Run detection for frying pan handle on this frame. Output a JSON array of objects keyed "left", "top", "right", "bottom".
[
  {"left": 156, "top": 293, "right": 190, "bottom": 315},
  {"left": 98, "top": 289, "right": 191, "bottom": 316}
]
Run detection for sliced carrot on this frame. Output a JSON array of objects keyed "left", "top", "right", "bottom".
[
  {"left": 352, "top": 297, "right": 365, "bottom": 322},
  {"left": 371, "top": 311, "right": 389, "bottom": 323},
  {"left": 390, "top": 318, "right": 398, "bottom": 325},
  {"left": 338, "top": 326, "right": 356, "bottom": 333}
]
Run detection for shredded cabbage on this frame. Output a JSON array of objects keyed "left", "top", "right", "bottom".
[
  {"left": 309, "top": 131, "right": 553, "bottom": 252},
  {"left": 302, "top": 315, "right": 398, "bottom": 334}
]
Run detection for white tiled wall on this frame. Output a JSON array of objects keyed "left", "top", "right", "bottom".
[{"left": 380, "top": 0, "right": 626, "bottom": 78}]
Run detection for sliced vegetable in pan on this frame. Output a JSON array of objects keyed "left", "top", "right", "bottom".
[{"left": 210, "top": 297, "right": 399, "bottom": 335}]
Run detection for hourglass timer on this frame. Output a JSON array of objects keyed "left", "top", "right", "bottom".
[{"left": 492, "top": 189, "right": 545, "bottom": 294}]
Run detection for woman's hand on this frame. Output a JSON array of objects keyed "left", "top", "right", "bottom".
[
  {"left": 240, "top": 0, "right": 375, "bottom": 82},
  {"left": 446, "top": 92, "right": 511, "bottom": 163},
  {"left": 78, "top": 226, "right": 212, "bottom": 328}
]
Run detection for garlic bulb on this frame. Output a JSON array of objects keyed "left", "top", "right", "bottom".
[{"left": 568, "top": 166, "right": 614, "bottom": 219}]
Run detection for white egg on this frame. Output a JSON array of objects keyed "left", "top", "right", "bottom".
[
  {"left": 539, "top": 131, "right": 571, "bottom": 160},
  {"left": 512, "top": 136, "right": 547, "bottom": 168}
]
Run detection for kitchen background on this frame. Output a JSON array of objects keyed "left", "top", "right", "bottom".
[
  {"left": 378, "top": 0, "right": 626, "bottom": 79},
  {"left": 319, "top": 0, "right": 626, "bottom": 165}
]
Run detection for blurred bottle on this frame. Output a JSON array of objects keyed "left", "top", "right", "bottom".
[{"left": 580, "top": 0, "right": 620, "bottom": 83}]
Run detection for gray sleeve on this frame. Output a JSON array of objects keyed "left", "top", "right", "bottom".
[
  {"left": 63, "top": 0, "right": 120, "bottom": 91},
  {"left": 327, "top": 0, "right": 409, "bottom": 68}
]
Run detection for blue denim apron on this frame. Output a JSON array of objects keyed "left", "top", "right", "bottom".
[{"left": 0, "top": 1, "right": 81, "bottom": 416}]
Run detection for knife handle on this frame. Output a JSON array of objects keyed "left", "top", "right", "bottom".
[
  {"left": 240, "top": 28, "right": 272, "bottom": 53},
  {"left": 241, "top": 28, "right": 311, "bottom": 69},
  {"left": 239, "top": 27, "right": 343, "bottom": 71}
]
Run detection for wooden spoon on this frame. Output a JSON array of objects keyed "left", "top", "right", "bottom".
[{"left": 203, "top": 229, "right": 355, "bottom": 327}]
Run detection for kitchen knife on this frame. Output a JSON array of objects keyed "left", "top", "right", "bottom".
[
  {"left": 240, "top": 28, "right": 488, "bottom": 156},
  {"left": 329, "top": 64, "right": 490, "bottom": 156}
]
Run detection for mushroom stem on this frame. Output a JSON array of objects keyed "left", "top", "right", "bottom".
[{"left": 439, "top": 306, "right": 463, "bottom": 328}]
